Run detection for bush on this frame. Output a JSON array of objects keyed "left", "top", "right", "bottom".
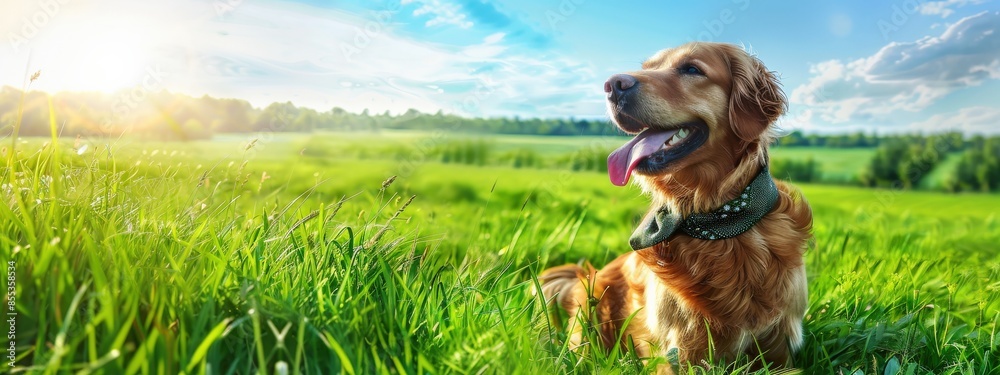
[
  {"left": 415, "top": 182, "right": 479, "bottom": 202},
  {"left": 860, "top": 137, "right": 947, "bottom": 189},
  {"left": 430, "top": 139, "right": 493, "bottom": 166},
  {"left": 557, "top": 146, "right": 611, "bottom": 173},
  {"left": 949, "top": 136, "right": 1000, "bottom": 192},
  {"left": 772, "top": 157, "right": 819, "bottom": 183},
  {"left": 498, "top": 148, "right": 541, "bottom": 169}
]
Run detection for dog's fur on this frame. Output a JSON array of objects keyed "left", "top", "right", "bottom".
[{"left": 539, "top": 42, "right": 812, "bottom": 373}]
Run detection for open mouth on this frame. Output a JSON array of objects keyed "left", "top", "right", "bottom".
[{"left": 607, "top": 121, "right": 708, "bottom": 186}]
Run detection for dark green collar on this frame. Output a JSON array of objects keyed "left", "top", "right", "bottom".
[{"left": 628, "top": 167, "right": 779, "bottom": 250}]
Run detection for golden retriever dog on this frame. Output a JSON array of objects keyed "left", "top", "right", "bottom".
[{"left": 539, "top": 42, "right": 812, "bottom": 373}]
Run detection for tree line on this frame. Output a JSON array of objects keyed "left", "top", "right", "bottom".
[
  {"left": 1, "top": 87, "right": 988, "bottom": 147},
  {"left": 3, "top": 87, "right": 997, "bottom": 192},
  {"left": 0, "top": 87, "right": 619, "bottom": 139},
  {"left": 776, "top": 130, "right": 884, "bottom": 148}
]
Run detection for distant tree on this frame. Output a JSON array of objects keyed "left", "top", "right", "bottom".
[
  {"left": 253, "top": 102, "right": 298, "bottom": 132},
  {"left": 212, "top": 99, "right": 255, "bottom": 132},
  {"left": 861, "top": 138, "right": 942, "bottom": 189},
  {"left": 772, "top": 157, "right": 819, "bottom": 182},
  {"left": 777, "top": 131, "right": 807, "bottom": 147},
  {"left": 292, "top": 109, "right": 319, "bottom": 132},
  {"left": 181, "top": 119, "right": 212, "bottom": 140},
  {"left": 950, "top": 137, "right": 1000, "bottom": 192}
]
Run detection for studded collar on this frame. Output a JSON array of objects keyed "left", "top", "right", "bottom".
[{"left": 628, "top": 166, "right": 780, "bottom": 250}]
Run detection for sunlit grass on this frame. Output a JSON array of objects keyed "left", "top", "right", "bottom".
[{"left": 2, "top": 125, "right": 998, "bottom": 373}]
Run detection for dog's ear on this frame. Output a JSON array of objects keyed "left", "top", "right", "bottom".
[{"left": 726, "top": 47, "right": 787, "bottom": 143}]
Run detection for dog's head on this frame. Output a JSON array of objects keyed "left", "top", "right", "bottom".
[{"left": 606, "top": 42, "right": 786, "bottom": 204}]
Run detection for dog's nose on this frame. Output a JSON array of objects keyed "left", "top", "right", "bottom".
[{"left": 604, "top": 74, "right": 638, "bottom": 103}]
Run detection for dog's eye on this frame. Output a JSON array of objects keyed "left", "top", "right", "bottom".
[{"left": 680, "top": 64, "right": 703, "bottom": 75}]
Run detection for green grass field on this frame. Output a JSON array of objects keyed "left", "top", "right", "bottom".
[
  {"left": 2, "top": 132, "right": 998, "bottom": 374},
  {"left": 217, "top": 130, "right": 969, "bottom": 188}
]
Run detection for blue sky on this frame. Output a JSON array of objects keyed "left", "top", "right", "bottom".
[{"left": 1, "top": 0, "right": 998, "bottom": 134}]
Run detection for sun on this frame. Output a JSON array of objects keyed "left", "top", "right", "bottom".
[
  {"left": 79, "top": 35, "right": 149, "bottom": 91},
  {"left": 27, "top": 18, "right": 153, "bottom": 93}
]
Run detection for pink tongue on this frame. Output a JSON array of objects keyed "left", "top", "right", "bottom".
[{"left": 607, "top": 129, "right": 679, "bottom": 186}]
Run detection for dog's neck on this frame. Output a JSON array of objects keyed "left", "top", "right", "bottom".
[{"left": 647, "top": 143, "right": 768, "bottom": 218}]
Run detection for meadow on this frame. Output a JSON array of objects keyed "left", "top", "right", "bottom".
[{"left": 2, "top": 131, "right": 999, "bottom": 374}]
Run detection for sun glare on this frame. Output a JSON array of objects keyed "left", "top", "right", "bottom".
[
  {"left": 28, "top": 18, "right": 153, "bottom": 93},
  {"left": 85, "top": 37, "right": 147, "bottom": 90}
]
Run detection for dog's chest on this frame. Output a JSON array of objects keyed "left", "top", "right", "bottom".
[{"left": 641, "top": 266, "right": 755, "bottom": 356}]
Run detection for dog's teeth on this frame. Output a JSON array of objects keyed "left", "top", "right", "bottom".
[
  {"left": 677, "top": 129, "right": 689, "bottom": 138},
  {"left": 665, "top": 135, "right": 679, "bottom": 147}
]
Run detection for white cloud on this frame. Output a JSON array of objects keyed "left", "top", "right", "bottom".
[
  {"left": 483, "top": 32, "right": 505, "bottom": 44},
  {"left": 402, "top": 0, "right": 473, "bottom": 29},
  {"left": 791, "top": 11, "right": 1000, "bottom": 124},
  {"left": 918, "top": 0, "right": 987, "bottom": 18},
  {"left": 910, "top": 106, "right": 1000, "bottom": 134}
]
